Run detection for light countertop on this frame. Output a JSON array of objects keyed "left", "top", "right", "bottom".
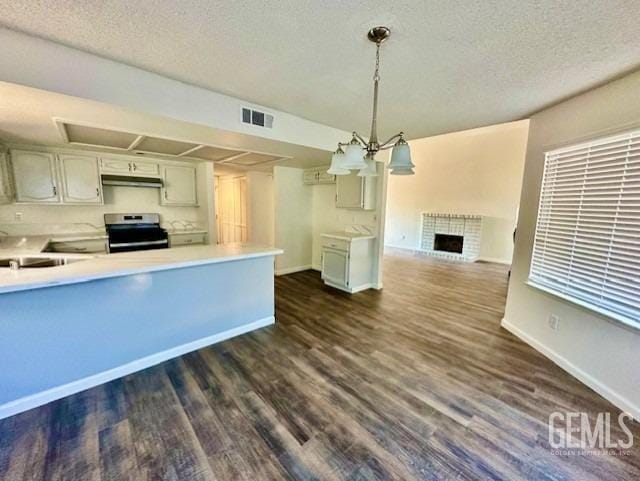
[
  {"left": 0, "top": 243, "right": 282, "bottom": 294},
  {"left": 321, "top": 231, "right": 376, "bottom": 241}
]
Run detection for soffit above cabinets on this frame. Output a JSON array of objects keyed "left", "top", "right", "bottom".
[
  {"left": 188, "top": 145, "right": 246, "bottom": 161},
  {"left": 64, "top": 123, "right": 139, "bottom": 149},
  {"left": 225, "top": 152, "right": 281, "bottom": 166},
  {"left": 133, "top": 136, "right": 199, "bottom": 156},
  {"left": 55, "top": 120, "right": 290, "bottom": 166}
]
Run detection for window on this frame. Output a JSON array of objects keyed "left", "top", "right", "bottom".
[{"left": 529, "top": 129, "right": 640, "bottom": 327}]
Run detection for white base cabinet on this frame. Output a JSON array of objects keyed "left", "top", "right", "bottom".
[
  {"left": 321, "top": 234, "right": 376, "bottom": 293},
  {"left": 169, "top": 231, "right": 206, "bottom": 247}
]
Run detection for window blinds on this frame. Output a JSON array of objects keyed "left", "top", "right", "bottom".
[{"left": 529, "top": 129, "right": 640, "bottom": 327}]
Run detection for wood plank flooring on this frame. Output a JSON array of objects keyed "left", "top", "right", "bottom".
[{"left": 1, "top": 249, "right": 638, "bottom": 480}]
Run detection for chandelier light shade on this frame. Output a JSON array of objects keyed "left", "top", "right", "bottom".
[
  {"left": 357, "top": 154, "right": 378, "bottom": 177},
  {"left": 327, "top": 26, "right": 414, "bottom": 177},
  {"left": 388, "top": 138, "right": 414, "bottom": 171},
  {"left": 327, "top": 146, "right": 349, "bottom": 175},
  {"left": 342, "top": 138, "right": 367, "bottom": 170}
]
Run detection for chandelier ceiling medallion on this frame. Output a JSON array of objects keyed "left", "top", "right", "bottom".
[{"left": 328, "top": 26, "right": 414, "bottom": 177}]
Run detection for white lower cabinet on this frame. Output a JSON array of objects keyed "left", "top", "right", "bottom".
[
  {"left": 58, "top": 154, "right": 102, "bottom": 204},
  {"left": 161, "top": 164, "right": 198, "bottom": 206},
  {"left": 47, "top": 238, "right": 107, "bottom": 254},
  {"left": 169, "top": 232, "right": 206, "bottom": 247},
  {"left": 11, "top": 150, "right": 60, "bottom": 203},
  {"left": 321, "top": 234, "right": 375, "bottom": 293}
]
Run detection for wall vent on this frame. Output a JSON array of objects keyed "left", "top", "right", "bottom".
[{"left": 241, "top": 107, "right": 274, "bottom": 129}]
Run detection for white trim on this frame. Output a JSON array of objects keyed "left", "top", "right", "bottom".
[
  {"left": 0, "top": 316, "right": 275, "bottom": 420},
  {"left": 478, "top": 256, "right": 512, "bottom": 265},
  {"left": 323, "top": 279, "right": 373, "bottom": 294},
  {"left": 275, "top": 264, "right": 312, "bottom": 276},
  {"left": 501, "top": 318, "right": 639, "bottom": 421}
]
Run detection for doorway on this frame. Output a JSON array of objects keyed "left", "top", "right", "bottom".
[{"left": 215, "top": 175, "right": 247, "bottom": 244}]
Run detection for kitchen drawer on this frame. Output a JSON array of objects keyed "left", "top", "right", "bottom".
[
  {"left": 321, "top": 237, "right": 350, "bottom": 251},
  {"left": 47, "top": 238, "right": 107, "bottom": 253},
  {"left": 170, "top": 232, "right": 206, "bottom": 247}
]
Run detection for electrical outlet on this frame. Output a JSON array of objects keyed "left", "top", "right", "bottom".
[
  {"left": 548, "top": 314, "right": 560, "bottom": 330},
  {"left": 14, "top": 212, "right": 23, "bottom": 222}
]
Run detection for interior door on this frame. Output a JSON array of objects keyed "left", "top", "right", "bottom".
[{"left": 217, "top": 176, "right": 247, "bottom": 244}]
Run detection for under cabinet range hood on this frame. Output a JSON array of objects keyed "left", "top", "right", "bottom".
[{"left": 101, "top": 174, "right": 163, "bottom": 188}]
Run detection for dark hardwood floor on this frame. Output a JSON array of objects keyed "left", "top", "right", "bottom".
[{"left": 1, "top": 250, "right": 638, "bottom": 480}]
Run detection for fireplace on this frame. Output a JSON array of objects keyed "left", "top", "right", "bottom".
[
  {"left": 434, "top": 234, "right": 464, "bottom": 254},
  {"left": 421, "top": 213, "right": 482, "bottom": 262}
]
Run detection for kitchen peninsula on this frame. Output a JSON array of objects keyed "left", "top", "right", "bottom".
[{"left": 0, "top": 242, "right": 282, "bottom": 419}]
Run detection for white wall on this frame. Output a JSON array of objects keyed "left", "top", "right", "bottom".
[
  {"left": 503, "top": 70, "right": 640, "bottom": 419},
  {"left": 0, "top": 155, "right": 211, "bottom": 236},
  {"left": 385, "top": 120, "right": 529, "bottom": 264},
  {"left": 246, "top": 171, "right": 275, "bottom": 246},
  {"left": 273, "top": 166, "right": 312, "bottom": 274}
]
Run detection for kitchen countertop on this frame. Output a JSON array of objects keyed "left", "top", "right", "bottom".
[
  {"left": 321, "top": 231, "right": 376, "bottom": 241},
  {"left": 0, "top": 232, "right": 107, "bottom": 255},
  {"left": 0, "top": 243, "right": 282, "bottom": 294}
]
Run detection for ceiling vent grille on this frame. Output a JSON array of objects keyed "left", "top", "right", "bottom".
[{"left": 241, "top": 107, "right": 274, "bottom": 129}]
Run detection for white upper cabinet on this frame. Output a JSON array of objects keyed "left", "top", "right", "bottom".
[
  {"left": 0, "top": 152, "right": 13, "bottom": 204},
  {"left": 100, "top": 157, "right": 159, "bottom": 177},
  {"left": 161, "top": 164, "right": 198, "bottom": 206},
  {"left": 58, "top": 154, "right": 102, "bottom": 204},
  {"left": 131, "top": 160, "right": 159, "bottom": 176},
  {"left": 11, "top": 150, "right": 60, "bottom": 203},
  {"left": 335, "top": 170, "right": 377, "bottom": 210},
  {"left": 100, "top": 157, "right": 132, "bottom": 175}
]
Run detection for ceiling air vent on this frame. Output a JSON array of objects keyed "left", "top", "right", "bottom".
[{"left": 241, "top": 107, "right": 274, "bottom": 129}]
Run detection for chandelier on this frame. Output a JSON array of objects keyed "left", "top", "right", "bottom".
[{"left": 328, "top": 26, "right": 414, "bottom": 177}]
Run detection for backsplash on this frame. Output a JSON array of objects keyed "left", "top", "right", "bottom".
[{"left": 0, "top": 183, "right": 207, "bottom": 236}]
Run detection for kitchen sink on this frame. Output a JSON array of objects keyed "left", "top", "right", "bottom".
[{"left": 0, "top": 256, "right": 90, "bottom": 269}]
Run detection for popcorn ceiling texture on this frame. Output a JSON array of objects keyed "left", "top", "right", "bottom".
[{"left": 1, "top": 1, "right": 639, "bottom": 140}]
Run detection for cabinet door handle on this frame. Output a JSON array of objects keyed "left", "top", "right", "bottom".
[
  {"left": 164, "top": 190, "right": 168, "bottom": 200},
  {"left": 96, "top": 188, "right": 100, "bottom": 197},
  {"left": 132, "top": 163, "right": 137, "bottom": 171},
  {"left": 52, "top": 186, "right": 57, "bottom": 196}
]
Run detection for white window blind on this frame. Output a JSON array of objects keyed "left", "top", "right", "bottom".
[{"left": 529, "top": 129, "right": 640, "bottom": 327}]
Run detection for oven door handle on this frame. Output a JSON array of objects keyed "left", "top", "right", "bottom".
[{"left": 109, "top": 239, "right": 169, "bottom": 248}]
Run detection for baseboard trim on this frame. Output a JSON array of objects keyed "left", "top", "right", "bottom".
[
  {"left": 0, "top": 316, "right": 275, "bottom": 420},
  {"left": 478, "top": 256, "right": 512, "bottom": 265},
  {"left": 275, "top": 265, "right": 312, "bottom": 276},
  {"left": 501, "top": 318, "right": 639, "bottom": 421},
  {"left": 323, "top": 279, "right": 373, "bottom": 294}
]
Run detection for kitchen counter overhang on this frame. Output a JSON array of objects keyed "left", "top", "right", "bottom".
[
  {"left": 0, "top": 244, "right": 282, "bottom": 294},
  {"left": 0, "top": 243, "right": 282, "bottom": 420}
]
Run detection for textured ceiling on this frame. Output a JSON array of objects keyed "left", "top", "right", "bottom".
[{"left": 1, "top": 1, "right": 640, "bottom": 140}]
